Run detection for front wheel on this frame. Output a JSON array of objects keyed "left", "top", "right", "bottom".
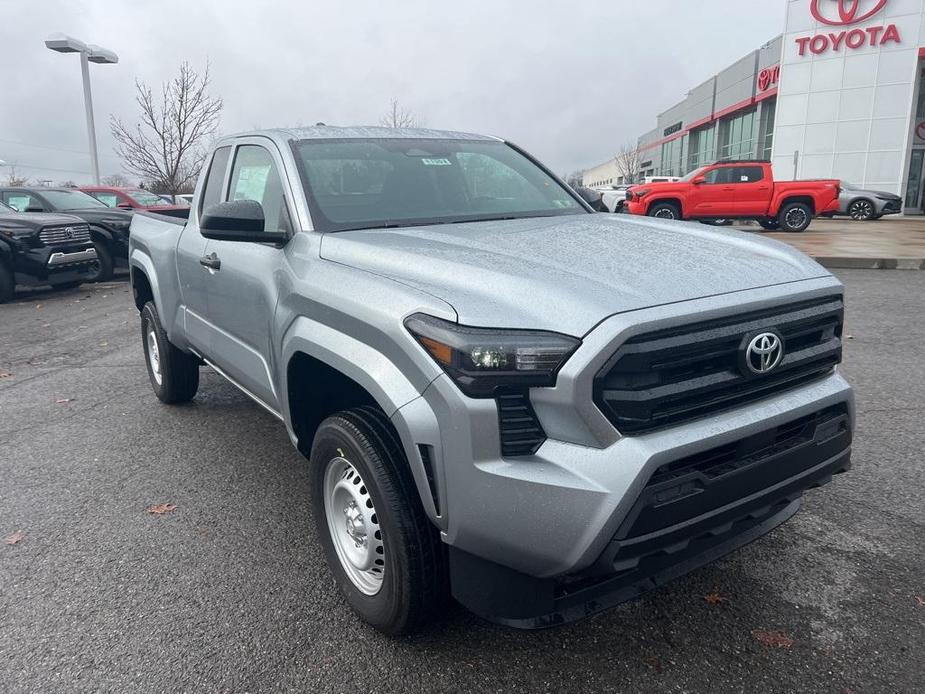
[
  {"left": 87, "top": 241, "right": 113, "bottom": 282},
  {"left": 311, "top": 407, "right": 447, "bottom": 635},
  {"left": 648, "top": 202, "right": 681, "bottom": 220},
  {"left": 848, "top": 199, "right": 875, "bottom": 221},
  {"left": 140, "top": 301, "right": 199, "bottom": 403},
  {"left": 778, "top": 202, "right": 813, "bottom": 232}
]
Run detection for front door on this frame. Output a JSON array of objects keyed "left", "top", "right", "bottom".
[
  {"left": 177, "top": 145, "right": 232, "bottom": 355},
  {"left": 687, "top": 166, "right": 735, "bottom": 216},
  {"left": 201, "top": 140, "right": 295, "bottom": 411}
]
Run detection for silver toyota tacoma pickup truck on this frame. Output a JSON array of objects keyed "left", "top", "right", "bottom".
[{"left": 129, "top": 126, "right": 853, "bottom": 634}]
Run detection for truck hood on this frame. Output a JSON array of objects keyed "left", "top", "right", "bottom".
[
  {"left": 0, "top": 211, "right": 85, "bottom": 228},
  {"left": 319, "top": 215, "right": 829, "bottom": 336}
]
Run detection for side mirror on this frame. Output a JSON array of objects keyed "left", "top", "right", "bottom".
[
  {"left": 575, "top": 186, "right": 606, "bottom": 212},
  {"left": 692, "top": 176, "right": 706, "bottom": 185},
  {"left": 25, "top": 206, "right": 44, "bottom": 213},
  {"left": 117, "top": 202, "right": 134, "bottom": 210},
  {"left": 200, "top": 199, "right": 288, "bottom": 243}
]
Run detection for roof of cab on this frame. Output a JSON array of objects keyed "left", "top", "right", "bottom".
[{"left": 229, "top": 125, "right": 502, "bottom": 143}]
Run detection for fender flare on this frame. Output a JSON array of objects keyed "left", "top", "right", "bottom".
[{"left": 280, "top": 315, "right": 426, "bottom": 423}]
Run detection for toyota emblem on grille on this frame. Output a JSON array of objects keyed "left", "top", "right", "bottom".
[
  {"left": 743, "top": 332, "right": 784, "bottom": 375},
  {"left": 64, "top": 227, "right": 74, "bottom": 239}
]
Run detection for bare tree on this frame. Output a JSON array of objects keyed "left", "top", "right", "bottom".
[
  {"left": 110, "top": 62, "right": 223, "bottom": 196},
  {"left": 102, "top": 173, "right": 130, "bottom": 187},
  {"left": 3, "top": 166, "right": 30, "bottom": 186},
  {"left": 379, "top": 98, "right": 420, "bottom": 128},
  {"left": 614, "top": 143, "right": 642, "bottom": 184}
]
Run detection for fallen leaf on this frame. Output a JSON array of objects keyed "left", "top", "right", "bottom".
[
  {"left": 846, "top": 335, "right": 854, "bottom": 340},
  {"left": 99, "top": 342, "right": 108, "bottom": 347},
  {"left": 0, "top": 370, "right": 12, "bottom": 379},
  {"left": 643, "top": 655, "right": 663, "bottom": 673},
  {"left": 35, "top": 303, "right": 43, "bottom": 309},
  {"left": 147, "top": 503, "right": 177, "bottom": 515},
  {"left": 5, "top": 530, "right": 24, "bottom": 545},
  {"left": 704, "top": 592, "right": 727, "bottom": 604},
  {"left": 55, "top": 398, "right": 74, "bottom": 404},
  {"left": 915, "top": 596, "right": 925, "bottom": 607},
  {"left": 752, "top": 629, "right": 793, "bottom": 649}
]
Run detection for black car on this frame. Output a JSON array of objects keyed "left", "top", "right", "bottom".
[
  {"left": 0, "top": 187, "right": 133, "bottom": 281},
  {"left": 0, "top": 201, "right": 99, "bottom": 303}
]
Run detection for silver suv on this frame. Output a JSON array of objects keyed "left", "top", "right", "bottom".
[{"left": 129, "top": 126, "right": 853, "bottom": 634}]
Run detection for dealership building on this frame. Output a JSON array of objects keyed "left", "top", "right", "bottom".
[{"left": 583, "top": 0, "right": 925, "bottom": 214}]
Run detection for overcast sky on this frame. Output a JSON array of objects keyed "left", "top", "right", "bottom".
[{"left": 0, "top": 0, "right": 785, "bottom": 183}]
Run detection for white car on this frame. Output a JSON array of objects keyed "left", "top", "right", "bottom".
[{"left": 596, "top": 184, "right": 632, "bottom": 213}]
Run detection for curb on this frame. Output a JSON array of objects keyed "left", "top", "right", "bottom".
[{"left": 813, "top": 256, "right": 925, "bottom": 270}]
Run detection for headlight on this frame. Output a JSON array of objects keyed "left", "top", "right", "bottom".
[
  {"left": 404, "top": 313, "right": 580, "bottom": 398},
  {"left": 634, "top": 188, "right": 650, "bottom": 198}
]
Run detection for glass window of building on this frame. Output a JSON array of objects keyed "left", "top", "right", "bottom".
[
  {"left": 760, "top": 102, "right": 776, "bottom": 160},
  {"left": 688, "top": 126, "right": 716, "bottom": 171},
  {"left": 718, "top": 110, "right": 756, "bottom": 161},
  {"left": 659, "top": 135, "right": 687, "bottom": 177}
]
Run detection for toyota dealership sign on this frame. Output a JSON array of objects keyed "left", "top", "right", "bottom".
[{"left": 795, "top": 0, "right": 901, "bottom": 56}]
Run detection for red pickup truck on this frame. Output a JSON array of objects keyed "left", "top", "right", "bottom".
[{"left": 624, "top": 160, "right": 840, "bottom": 232}]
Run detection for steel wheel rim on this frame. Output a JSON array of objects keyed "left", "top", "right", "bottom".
[
  {"left": 785, "top": 208, "right": 807, "bottom": 229},
  {"left": 323, "top": 456, "right": 384, "bottom": 595},
  {"left": 653, "top": 208, "right": 676, "bottom": 219},
  {"left": 849, "top": 201, "right": 872, "bottom": 220},
  {"left": 146, "top": 328, "right": 162, "bottom": 386}
]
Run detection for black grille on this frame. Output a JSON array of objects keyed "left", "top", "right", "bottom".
[
  {"left": 594, "top": 295, "right": 843, "bottom": 434},
  {"left": 39, "top": 223, "right": 91, "bottom": 245},
  {"left": 496, "top": 391, "right": 546, "bottom": 457}
]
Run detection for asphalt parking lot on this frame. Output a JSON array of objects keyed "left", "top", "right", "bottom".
[{"left": 1, "top": 270, "right": 923, "bottom": 694}]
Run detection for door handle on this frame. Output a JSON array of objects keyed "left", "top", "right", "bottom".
[{"left": 199, "top": 253, "right": 221, "bottom": 271}]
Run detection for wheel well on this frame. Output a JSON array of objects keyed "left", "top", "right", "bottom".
[
  {"left": 648, "top": 198, "right": 682, "bottom": 214},
  {"left": 131, "top": 267, "right": 153, "bottom": 312},
  {"left": 287, "top": 351, "right": 378, "bottom": 455},
  {"left": 779, "top": 196, "right": 815, "bottom": 215}
]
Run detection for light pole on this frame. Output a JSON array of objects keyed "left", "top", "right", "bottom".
[{"left": 44, "top": 34, "right": 118, "bottom": 185}]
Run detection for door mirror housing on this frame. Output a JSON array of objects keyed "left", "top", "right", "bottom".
[
  {"left": 116, "top": 202, "right": 134, "bottom": 210},
  {"left": 199, "top": 200, "right": 288, "bottom": 243},
  {"left": 692, "top": 176, "right": 706, "bottom": 185}
]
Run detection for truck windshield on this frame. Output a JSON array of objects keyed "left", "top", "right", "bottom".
[
  {"left": 680, "top": 167, "right": 709, "bottom": 182},
  {"left": 292, "top": 138, "right": 586, "bottom": 232}
]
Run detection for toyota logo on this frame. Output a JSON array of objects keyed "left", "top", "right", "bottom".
[
  {"left": 64, "top": 227, "right": 74, "bottom": 239},
  {"left": 743, "top": 332, "right": 784, "bottom": 375},
  {"left": 810, "top": 0, "right": 888, "bottom": 26}
]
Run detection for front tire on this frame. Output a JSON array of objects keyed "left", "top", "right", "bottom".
[
  {"left": 848, "top": 199, "right": 875, "bottom": 221},
  {"left": 140, "top": 301, "right": 199, "bottom": 403},
  {"left": 88, "top": 241, "right": 114, "bottom": 282},
  {"left": 648, "top": 202, "right": 681, "bottom": 220},
  {"left": 311, "top": 407, "right": 447, "bottom": 635},
  {"left": 778, "top": 202, "right": 813, "bottom": 232}
]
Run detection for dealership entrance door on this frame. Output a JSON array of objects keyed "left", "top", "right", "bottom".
[{"left": 906, "top": 149, "right": 924, "bottom": 214}]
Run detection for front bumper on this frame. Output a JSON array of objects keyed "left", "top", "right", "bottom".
[
  {"left": 390, "top": 277, "right": 853, "bottom": 625},
  {"left": 12, "top": 244, "right": 98, "bottom": 285}
]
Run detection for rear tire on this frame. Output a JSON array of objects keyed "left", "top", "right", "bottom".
[
  {"left": 0, "top": 263, "right": 13, "bottom": 303},
  {"left": 778, "top": 202, "right": 813, "bottom": 232},
  {"left": 311, "top": 406, "right": 447, "bottom": 635},
  {"left": 140, "top": 301, "right": 199, "bottom": 403},
  {"left": 88, "top": 241, "right": 114, "bottom": 282},
  {"left": 648, "top": 202, "right": 681, "bottom": 220}
]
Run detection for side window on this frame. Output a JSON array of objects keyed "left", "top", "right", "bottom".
[
  {"left": 92, "top": 192, "right": 120, "bottom": 207},
  {"left": 227, "top": 145, "right": 292, "bottom": 233},
  {"left": 702, "top": 168, "right": 723, "bottom": 184},
  {"left": 199, "top": 145, "right": 232, "bottom": 220},
  {"left": 4, "top": 193, "right": 40, "bottom": 211},
  {"left": 733, "top": 166, "right": 764, "bottom": 183}
]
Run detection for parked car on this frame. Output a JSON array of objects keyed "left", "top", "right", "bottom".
[
  {"left": 643, "top": 175, "right": 680, "bottom": 184},
  {"left": 0, "top": 200, "right": 98, "bottom": 302},
  {"left": 0, "top": 187, "right": 133, "bottom": 281},
  {"left": 80, "top": 186, "right": 188, "bottom": 212},
  {"left": 829, "top": 182, "right": 903, "bottom": 221},
  {"left": 130, "top": 126, "right": 852, "bottom": 634},
  {"left": 624, "top": 160, "right": 841, "bottom": 232},
  {"left": 597, "top": 184, "right": 632, "bottom": 213}
]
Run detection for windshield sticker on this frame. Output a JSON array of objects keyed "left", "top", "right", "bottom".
[{"left": 421, "top": 158, "right": 452, "bottom": 166}]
